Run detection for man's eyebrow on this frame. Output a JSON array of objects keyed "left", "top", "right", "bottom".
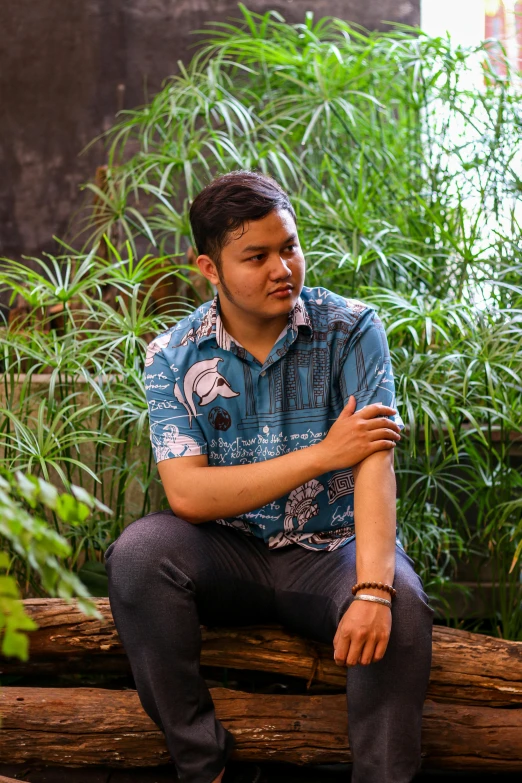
[{"left": 241, "top": 234, "right": 297, "bottom": 253}]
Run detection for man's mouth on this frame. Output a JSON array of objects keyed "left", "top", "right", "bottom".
[{"left": 270, "top": 285, "right": 293, "bottom": 295}]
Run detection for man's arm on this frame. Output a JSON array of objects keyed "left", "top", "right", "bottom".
[
  {"left": 334, "top": 304, "right": 402, "bottom": 607},
  {"left": 333, "top": 448, "right": 397, "bottom": 668},
  {"left": 158, "top": 398, "right": 401, "bottom": 523},
  {"left": 351, "top": 449, "right": 396, "bottom": 598},
  {"left": 158, "top": 446, "right": 325, "bottom": 524}
]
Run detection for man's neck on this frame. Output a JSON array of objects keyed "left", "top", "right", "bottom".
[{"left": 216, "top": 294, "right": 291, "bottom": 351}]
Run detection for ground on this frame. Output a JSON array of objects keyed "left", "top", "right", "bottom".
[{"left": 0, "top": 763, "right": 519, "bottom": 782}]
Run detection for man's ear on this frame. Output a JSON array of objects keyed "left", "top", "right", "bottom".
[{"left": 196, "top": 254, "right": 220, "bottom": 287}]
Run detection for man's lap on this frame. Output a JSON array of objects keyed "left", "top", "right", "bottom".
[{"left": 106, "top": 510, "right": 432, "bottom": 645}]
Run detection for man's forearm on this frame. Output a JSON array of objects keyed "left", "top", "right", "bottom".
[
  {"left": 352, "top": 451, "right": 397, "bottom": 595},
  {"left": 176, "top": 444, "right": 328, "bottom": 524}
]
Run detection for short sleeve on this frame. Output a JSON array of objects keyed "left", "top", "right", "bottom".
[
  {"left": 144, "top": 340, "right": 208, "bottom": 463},
  {"left": 339, "top": 307, "right": 405, "bottom": 431}
]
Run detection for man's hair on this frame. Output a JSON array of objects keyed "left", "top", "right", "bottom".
[{"left": 189, "top": 170, "right": 297, "bottom": 271}]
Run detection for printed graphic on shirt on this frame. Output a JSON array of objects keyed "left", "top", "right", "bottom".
[
  {"left": 150, "top": 421, "right": 203, "bottom": 461},
  {"left": 268, "top": 525, "right": 354, "bottom": 551},
  {"left": 208, "top": 406, "right": 232, "bottom": 431},
  {"left": 177, "top": 301, "right": 241, "bottom": 350},
  {"left": 238, "top": 346, "right": 333, "bottom": 429},
  {"left": 327, "top": 469, "right": 355, "bottom": 504},
  {"left": 178, "top": 307, "right": 214, "bottom": 347},
  {"left": 145, "top": 332, "right": 172, "bottom": 367},
  {"left": 284, "top": 479, "right": 324, "bottom": 533},
  {"left": 215, "top": 517, "right": 252, "bottom": 534},
  {"left": 344, "top": 297, "right": 367, "bottom": 315},
  {"left": 174, "top": 357, "right": 240, "bottom": 428}
]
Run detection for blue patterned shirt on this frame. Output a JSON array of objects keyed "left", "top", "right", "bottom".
[{"left": 144, "top": 285, "right": 405, "bottom": 551}]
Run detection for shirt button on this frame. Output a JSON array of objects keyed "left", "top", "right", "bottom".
[{"left": 260, "top": 370, "right": 266, "bottom": 376}]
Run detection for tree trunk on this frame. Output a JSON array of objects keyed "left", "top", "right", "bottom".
[
  {"left": 1, "top": 599, "right": 520, "bottom": 707},
  {"left": 0, "top": 686, "right": 520, "bottom": 771}
]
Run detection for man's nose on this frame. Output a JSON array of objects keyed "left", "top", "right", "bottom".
[{"left": 271, "top": 254, "right": 292, "bottom": 278}]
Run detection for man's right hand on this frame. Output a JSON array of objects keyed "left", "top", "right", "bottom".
[{"left": 318, "top": 396, "right": 402, "bottom": 472}]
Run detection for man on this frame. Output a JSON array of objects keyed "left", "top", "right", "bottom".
[{"left": 105, "top": 170, "right": 434, "bottom": 783}]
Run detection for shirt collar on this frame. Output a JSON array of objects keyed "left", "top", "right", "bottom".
[{"left": 195, "top": 292, "right": 313, "bottom": 350}]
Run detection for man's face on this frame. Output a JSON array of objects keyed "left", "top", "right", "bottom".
[{"left": 210, "top": 208, "right": 306, "bottom": 322}]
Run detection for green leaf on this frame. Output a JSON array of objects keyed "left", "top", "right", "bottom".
[
  {"left": 2, "top": 628, "right": 30, "bottom": 660},
  {"left": 0, "top": 575, "right": 20, "bottom": 597},
  {"left": 55, "top": 494, "right": 91, "bottom": 525}
]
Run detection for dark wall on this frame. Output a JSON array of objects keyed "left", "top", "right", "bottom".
[{"left": 0, "top": 1, "right": 420, "bottom": 263}]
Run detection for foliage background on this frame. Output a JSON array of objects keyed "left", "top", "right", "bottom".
[{"left": 1, "top": 5, "right": 521, "bottom": 640}]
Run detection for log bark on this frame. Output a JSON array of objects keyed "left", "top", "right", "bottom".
[
  {"left": 0, "top": 686, "right": 520, "bottom": 771},
  {"left": 1, "top": 599, "right": 521, "bottom": 707}
]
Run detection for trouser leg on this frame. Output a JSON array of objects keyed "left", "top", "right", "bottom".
[
  {"left": 104, "top": 511, "right": 274, "bottom": 783},
  {"left": 271, "top": 540, "right": 434, "bottom": 783}
]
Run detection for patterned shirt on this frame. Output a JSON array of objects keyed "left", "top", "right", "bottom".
[{"left": 144, "top": 285, "right": 405, "bottom": 551}]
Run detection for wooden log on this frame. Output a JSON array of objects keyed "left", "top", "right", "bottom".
[
  {"left": 0, "top": 686, "right": 520, "bottom": 771},
  {"left": 1, "top": 599, "right": 521, "bottom": 707},
  {"left": 0, "top": 777, "right": 30, "bottom": 783}
]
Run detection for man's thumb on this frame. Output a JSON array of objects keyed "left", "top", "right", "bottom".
[{"left": 344, "top": 395, "right": 357, "bottom": 413}]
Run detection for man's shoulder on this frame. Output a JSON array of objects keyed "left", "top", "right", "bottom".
[
  {"left": 145, "top": 299, "right": 214, "bottom": 366},
  {"left": 299, "top": 286, "right": 373, "bottom": 332}
]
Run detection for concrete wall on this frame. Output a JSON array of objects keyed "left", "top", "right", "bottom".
[{"left": 0, "top": 1, "right": 419, "bottom": 267}]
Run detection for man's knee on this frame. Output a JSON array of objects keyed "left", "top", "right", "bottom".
[
  {"left": 104, "top": 510, "right": 195, "bottom": 605},
  {"left": 391, "top": 548, "right": 434, "bottom": 642}
]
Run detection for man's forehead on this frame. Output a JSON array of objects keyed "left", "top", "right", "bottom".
[{"left": 229, "top": 211, "right": 297, "bottom": 251}]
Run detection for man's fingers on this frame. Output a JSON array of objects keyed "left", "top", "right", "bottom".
[
  {"left": 359, "top": 637, "right": 377, "bottom": 666},
  {"left": 334, "top": 636, "right": 349, "bottom": 666},
  {"left": 372, "top": 637, "right": 390, "bottom": 663},
  {"left": 359, "top": 402, "right": 397, "bottom": 419},
  {"left": 346, "top": 635, "right": 364, "bottom": 667}
]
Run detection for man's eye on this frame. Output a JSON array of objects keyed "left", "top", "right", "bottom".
[{"left": 247, "top": 246, "right": 296, "bottom": 260}]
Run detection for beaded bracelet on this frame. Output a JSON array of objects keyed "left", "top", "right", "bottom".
[{"left": 351, "top": 581, "right": 397, "bottom": 598}]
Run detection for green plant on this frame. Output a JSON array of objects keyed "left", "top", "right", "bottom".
[
  {"left": 0, "top": 468, "right": 110, "bottom": 661},
  {"left": 0, "top": 240, "right": 202, "bottom": 595}
]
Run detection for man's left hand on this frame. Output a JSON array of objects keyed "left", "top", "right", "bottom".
[{"left": 333, "top": 600, "right": 392, "bottom": 667}]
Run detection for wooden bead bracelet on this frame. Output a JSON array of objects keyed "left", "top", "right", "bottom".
[{"left": 351, "top": 581, "right": 397, "bottom": 598}]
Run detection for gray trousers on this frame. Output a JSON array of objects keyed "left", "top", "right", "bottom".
[{"left": 104, "top": 511, "right": 434, "bottom": 783}]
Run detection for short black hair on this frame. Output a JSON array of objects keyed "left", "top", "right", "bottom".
[{"left": 189, "top": 170, "right": 297, "bottom": 270}]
